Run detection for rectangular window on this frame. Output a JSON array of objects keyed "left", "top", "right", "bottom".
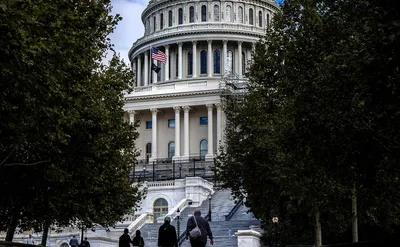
[
  {"left": 200, "top": 117, "right": 208, "bottom": 125},
  {"left": 168, "top": 119, "right": 175, "bottom": 128},
  {"left": 146, "top": 121, "right": 152, "bottom": 129}
]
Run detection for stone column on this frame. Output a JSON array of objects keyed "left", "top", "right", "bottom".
[
  {"left": 207, "top": 40, "right": 212, "bottom": 77},
  {"left": 144, "top": 51, "right": 149, "bottom": 86},
  {"left": 183, "top": 106, "right": 190, "bottom": 159},
  {"left": 205, "top": 104, "right": 214, "bottom": 160},
  {"left": 222, "top": 40, "right": 228, "bottom": 74},
  {"left": 192, "top": 41, "right": 197, "bottom": 77},
  {"left": 150, "top": 108, "right": 158, "bottom": 161},
  {"left": 215, "top": 103, "right": 222, "bottom": 151},
  {"left": 178, "top": 42, "right": 183, "bottom": 79},
  {"left": 152, "top": 58, "right": 157, "bottom": 84},
  {"left": 137, "top": 55, "right": 142, "bottom": 86},
  {"left": 165, "top": 45, "right": 170, "bottom": 81},
  {"left": 238, "top": 41, "right": 243, "bottom": 76},
  {"left": 173, "top": 106, "right": 181, "bottom": 159}
]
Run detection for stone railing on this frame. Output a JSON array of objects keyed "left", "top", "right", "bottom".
[
  {"left": 127, "top": 213, "right": 148, "bottom": 235},
  {"left": 131, "top": 79, "right": 214, "bottom": 95},
  {"left": 147, "top": 180, "right": 175, "bottom": 187},
  {"left": 236, "top": 230, "right": 262, "bottom": 247},
  {"left": 165, "top": 198, "right": 190, "bottom": 221}
]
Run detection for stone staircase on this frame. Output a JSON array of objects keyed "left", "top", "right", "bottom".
[{"left": 131, "top": 188, "right": 261, "bottom": 247}]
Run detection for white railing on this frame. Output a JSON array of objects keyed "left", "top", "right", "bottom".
[
  {"left": 165, "top": 198, "right": 190, "bottom": 221},
  {"left": 127, "top": 213, "right": 148, "bottom": 235},
  {"left": 147, "top": 180, "right": 175, "bottom": 187}
]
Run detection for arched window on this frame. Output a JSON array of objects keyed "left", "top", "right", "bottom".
[
  {"left": 226, "top": 5, "right": 231, "bottom": 22},
  {"left": 214, "top": 5, "right": 220, "bottom": 21},
  {"left": 201, "top": 5, "right": 207, "bottom": 22},
  {"left": 168, "top": 141, "right": 175, "bottom": 159},
  {"left": 200, "top": 50, "right": 207, "bottom": 74},
  {"left": 153, "top": 198, "right": 168, "bottom": 221},
  {"left": 266, "top": 13, "right": 270, "bottom": 29},
  {"left": 160, "top": 13, "right": 164, "bottom": 30},
  {"left": 189, "top": 6, "right": 195, "bottom": 23},
  {"left": 153, "top": 16, "right": 156, "bottom": 32},
  {"left": 178, "top": 8, "right": 183, "bottom": 24},
  {"left": 187, "top": 51, "right": 193, "bottom": 76},
  {"left": 168, "top": 10, "right": 173, "bottom": 27},
  {"left": 200, "top": 139, "right": 208, "bottom": 160},
  {"left": 175, "top": 53, "right": 178, "bottom": 78},
  {"left": 213, "top": 49, "right": 221, "bottom": 74},
  {"left": 226, "top": 50, "right": 233, "bottom": 74},
  {"left": 259, "top": 11, "right": 262, "bottom": 27},
  {"left": 146, "top": 143, "right": 152, "bottom": 162},
  {"left": 249, "top": 8, "right": 254, "bottom": 25},
  {"left": 146, "top": 19, "right": 150, "bottom": 34},
  {"left": 238, "top": 6, "right": 243, "bottom": 23}
]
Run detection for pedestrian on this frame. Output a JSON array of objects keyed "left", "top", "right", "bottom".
[
  {"left": 27, "top": 234, "right": 35, "bottom": 245},
  {"left": 69, "top": 235, "right": 79, "bottom": 247},
  {"left": 158, "top": 216, "right": 178, "bottom": 247},
  {"left": 81, "top": 237, "right": 90, "bottom": 247},
  {"left": 186, "top": 209, "right": 214, "bottom": 247},
  {"left": 132, "top": 230, "right": 145, "bottom": 247},
  {"left": 119, "top": 228, "right": 133, "bottom": 247}
]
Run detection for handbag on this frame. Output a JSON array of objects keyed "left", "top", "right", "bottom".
[{"left": 189, "top": 216, "right": 202, "bottom": 239}]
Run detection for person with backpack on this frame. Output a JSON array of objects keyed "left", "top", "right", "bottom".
[
  {"left": 132, "top": 230, "right": 145, "bottom": 247},
  {"left": 158, "top": 216, "right": 178, "bottom": 247},
  {"left": 186, "top": 209, "right": 214, "bottom": 247}
]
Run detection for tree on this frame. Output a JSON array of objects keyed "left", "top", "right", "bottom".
[
  {"left": 216, "top": 0, "right": 400, "bottom": 246},
  {"left": 0, "top": 0, "right": 143, "bottom": 241}
]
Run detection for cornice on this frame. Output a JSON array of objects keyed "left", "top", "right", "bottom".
[{"left": 125, "top": 89, "right": 222, "bottom": 102}]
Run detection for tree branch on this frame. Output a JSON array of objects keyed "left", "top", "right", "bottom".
[{"left": 2, "top": 160, "right": 51, "bottom": 167}]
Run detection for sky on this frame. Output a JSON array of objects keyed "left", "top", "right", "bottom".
[{"left": 108, "top": 0, "right": 149, "bottom": 64}]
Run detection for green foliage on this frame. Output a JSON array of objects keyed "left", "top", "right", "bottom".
[
  {"left": 216, "top": 0, "right": 400, "bottom": 245},
  {"left": 0, "top": 0, "right": 142, "bottom": 234}
]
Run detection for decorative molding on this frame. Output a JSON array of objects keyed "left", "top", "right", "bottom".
[
  {"left": 150, "top": 108, "right": 159, "bottom": 114},
  {"left": 206, "top": 104, "right": 214, "bottom": 110},
  {"left": 182, "top": 106, "right": 191, "bottom": 113},
  {"left": 173, "top": 106, "right": 181, "bottom": 113}
]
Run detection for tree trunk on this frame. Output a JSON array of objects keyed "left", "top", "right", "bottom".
[
  {"left": 5, "top": 213, "right": 18, "bottom": 241},
  {"left": 315, "top": 209, "right": 322, "bottom": 247},
  {"left": 352, "top": 184, "right": 358, "bottom": 242},
  {"left": 41, "top": 221, "right": 50, "bottom": 246}
]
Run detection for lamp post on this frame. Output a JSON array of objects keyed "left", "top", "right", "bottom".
[
  {"left": 208, "top": 193, "right": 212, "bottom": 222},
  {"left": 272, "top": 217, "right": 279, "bottom": 247},
  {"left": 179, "top": 163, "right": 182, "bottom": 178},
  {"left": 143, "top": 166, "right": 146, "bottom": 181},
  {"left": 176, "top": 208, "right": 182, "bottom": 247}
]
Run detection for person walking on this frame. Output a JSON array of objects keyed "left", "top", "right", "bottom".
[
  {"left": 132, "top": 230, "right": 145, "bottom": 247},
  {"left": 69, "top": 235, "right": 79, "bottom": 247},
  {"left": 158, "top": 216, "right": 178, "bottom": 247},
  {"left": 119, "top": 228, "right": 133, "bottom": 247},
  {"left": 27, "top": 234, "right": 35, "bottom": 245},
  {"left": 186, "top": 209, "right": 214, "bottom": 247},
  {"left": 81, "top": 237, "right": 90, "bottom": 247}
]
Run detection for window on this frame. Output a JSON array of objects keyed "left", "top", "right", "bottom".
[
  {"left": 168, "top": 119, "right": 175, "bottom": 128},
  {"left": 200, "top": 50, "right": 207, "bottom": 74},
  {"left": 168, "top": 142, "right": 175, "bottom": 159},
  {"left": 146, "top": 143, "right": 152, "bottom": 162},
  {"left": 200, "top": 139, "right": 208, "bottom": 160},
  {"left": 214, "top": 5, "right": 220, "bottom": 21},
  {"left": 249, "top": 8, "right": 254, "bottom": 25},
  {"left": 160, "top": 13, "right": 164, "bottom": 29},
  {"left": 146, "top": 121, "right": 152, "bottom": 129},
  {"left": 189, "top": 6, "right": 195, "bottom": 23},
  {"left": 259, "top": 11, "right": 262, "bottom": 27},
  {"left": 200, "top": 117, "right": 208, "bottom": 125},
  {"left": 187, "top": 51, "right": 193, "bottom": 76},
  {"left": 226, "top": 5, "right": 231, "bottom": 22},
  {"left": 168, "top": 10, "right": 173, "bottom": 27},
  {"left": 201, "top": 5, "right": 207, "bottom": 22},
  {"left": 178, "top": 8, "right": 183, "bottom": 24},
  {"left": 266, "top": 13, "right": 270, "bottom": 29},
  {"left": 238, "top": 7, "right": 243, "bottom": 23},
  {"left": 227, "top": 50, "right": 233, "bottom": 73},
  {"left": 213, "top": 49, "right": 221, "bottom": 74},
  {"left": 175, "top": 53, "right": 178, "bottom": 77},
  {"left": 153, "top": 16, "right": 156, "bottom": 32},
  {"left": 153, "top": 198, "right": 168, "bottom": 221}
]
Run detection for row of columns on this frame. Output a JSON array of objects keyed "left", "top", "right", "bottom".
[
  {"left": 133, "top": 41, "right": 255, "bottom": 87},
  {"left": 128, "top": 104, "right": 223, "bottom": 161}
]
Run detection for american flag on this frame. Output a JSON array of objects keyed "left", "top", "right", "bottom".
[{"left": 151, "top": 47, "right": 167, "bottom": 63}]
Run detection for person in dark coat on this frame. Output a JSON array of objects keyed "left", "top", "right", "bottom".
[
  {"left": 81, "top": 237, "right": 90, "bottom": 247},
  {"left": 119, "top": 228, "right": 133, "bottom": 247},
  {"left": 158, "top": 216, "right": 178, "bottom": 247},
  {"left": 186, "top": 209, "right": 214, "bottom": 247},
  {"left": 132, "top": 230, "right": 145, "bottom": 247}
]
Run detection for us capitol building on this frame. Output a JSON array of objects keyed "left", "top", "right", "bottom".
[{"left": 4, "top": 1, "right": 279, "bottom": 246}]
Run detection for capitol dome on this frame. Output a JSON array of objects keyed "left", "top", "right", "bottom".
[{"left": 125, "top": 0, "right": 279, "bottom": 164}]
